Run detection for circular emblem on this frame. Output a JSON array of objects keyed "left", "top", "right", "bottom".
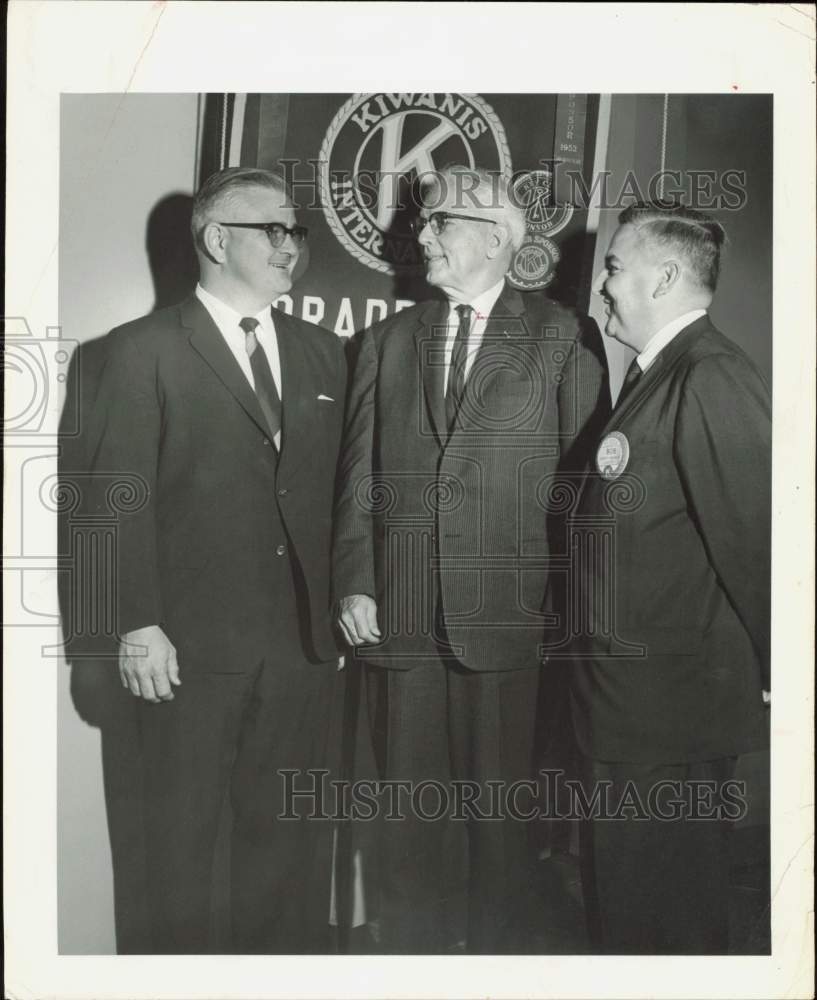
[
  {"left": 596, "top": 431, "right": 631, "bottom": 480},
  {"left": 512, "top": 170, "right": 574, "bottom": 237},
  {"left": 4, "top": 340, "right": 48, "bottom": 432},
  {"left": 318, "top": 93, "right": 512, "bottom": 274},
  {"left": 507, "top": 234, "right": 560, "bottom": 291}
]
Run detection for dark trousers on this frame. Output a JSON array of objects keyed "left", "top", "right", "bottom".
[
  {"left": 138, "top": 630, "right": 338, "bottom": 954},
  {"left": 365, "top": 658, "right": 540, "bottom": 954},
  {"left": 578, "top": 755, "right": 737, "bottom": 954}
]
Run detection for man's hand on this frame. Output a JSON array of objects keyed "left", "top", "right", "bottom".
[
  {"left": 337, "top": 595, "right": 382, "bottom": 647},
  {"left": 119, "top": 625, "right": 181, "bottom": 703}
]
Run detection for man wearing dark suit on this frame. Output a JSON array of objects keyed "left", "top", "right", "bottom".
[
  {"left": 333, "top": 166, "right": 610, "bottom": 953},
  {"left": 567, "top": 202, "right": 770, "bottom": 953},
  {"left": 89, "top": 167, "right": 346, "bottom": 953}
]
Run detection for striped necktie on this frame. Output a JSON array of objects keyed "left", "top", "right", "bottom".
[{"left": 445, "top": 303, "right": 473, "bottom": 431}]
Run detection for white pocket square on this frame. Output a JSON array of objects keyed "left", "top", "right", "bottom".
[{"left": 317, "top": 394, "right": 335, "bottom": 402}]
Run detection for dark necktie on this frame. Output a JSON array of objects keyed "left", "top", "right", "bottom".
[
  {"left": 240, "top": 316, "right": 282, "bottom": 442},
  {"left": 445, "top": 303, "right": 473, "bottom": 430},
  {"left": 616, "top": 357, "right": 643, "bottom": 407}
]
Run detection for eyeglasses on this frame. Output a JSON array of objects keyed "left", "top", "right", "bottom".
[
  {"left": 409, "top": 212, "right": 496, "bottom": 237},
  {"left": 217, "top": 222, "right": 308, "bottom": 248}
]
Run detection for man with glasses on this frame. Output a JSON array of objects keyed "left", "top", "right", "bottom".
[
  {"left": 90, "top": 167, "right": 346, "bottom": 952},
  {"left": 333, "top": 165, "right": 610, "bottom": 952}
]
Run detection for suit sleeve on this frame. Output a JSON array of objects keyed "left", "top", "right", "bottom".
[
  {"left": 88, "top": 330, "right": 163, "bottom": 636},
  {"left": 557, "top": 312, "right": 612, "bottom": 471},
  {"left": 675, "top": 353, "right": 772, "bottom": 688},
  {"left": 332, "top": 326, "right": 379, "bottom": 604}
]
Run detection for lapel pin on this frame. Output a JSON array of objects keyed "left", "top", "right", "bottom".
[{"left": 596, "top": 431, "right": 630, "bottom": 479}]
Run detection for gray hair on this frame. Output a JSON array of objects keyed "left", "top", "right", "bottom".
[{"left": 191, "top": 167, "right": 292, "bottom": 251}]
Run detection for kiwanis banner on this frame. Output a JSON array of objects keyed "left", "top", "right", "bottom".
[{"left": 198, "top": 93, "right": 601, "bottom": 337}]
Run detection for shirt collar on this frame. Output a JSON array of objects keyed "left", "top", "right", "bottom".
[
  {"left": 447, "top": 278, "right": 506, "bottom": 323},
  {"left": 637, "top": 309, "right": 707, "bottom": 372},
  {"left": 196, "top": 283, "right": 272, "bottom": 334}
]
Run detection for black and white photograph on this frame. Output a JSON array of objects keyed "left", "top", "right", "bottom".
[{"left": 4, "top": 3, "right": 814, "bottom": 999}]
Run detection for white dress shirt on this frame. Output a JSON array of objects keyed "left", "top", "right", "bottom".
[
  {"left": 443, "top": 278, "right": 506, "bottom": 394},
  {"left": 195, "top": 283, "right": 282, "bottom": 447},
  {"left": 636, "top": 308, "right": 707, "bottom": 373}
]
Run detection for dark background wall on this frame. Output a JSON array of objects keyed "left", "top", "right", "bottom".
[
  {"left": 669, "top": 94, "right": 772, "bottom": 382},
  {"left": 588, "top": 94, "right": 772, "bottom": 397}
]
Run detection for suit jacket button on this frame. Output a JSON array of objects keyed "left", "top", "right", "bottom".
[
  {"left": 278, "top": 488, "right": 288, "bottom": 496},
  {"left": 263, "top": 438, "right": 270, "bottom": 446},
  {"left": 276, "top": 544, "right": 286, "bottom": 556}
]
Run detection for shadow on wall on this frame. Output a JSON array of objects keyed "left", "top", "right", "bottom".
[
  {"left": 147, "top": 193, "right": 199, "bottom": 312},
  {"left": 59, "top": 192, "right": 197, "bottom": 954}
]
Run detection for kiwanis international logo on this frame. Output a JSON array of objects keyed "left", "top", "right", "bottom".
[
  {"left": 318, "top": 93, "right": 511, "bottom": 274},
  {"left": 507, "top": 169, "right": 574, "bottom": 291}
]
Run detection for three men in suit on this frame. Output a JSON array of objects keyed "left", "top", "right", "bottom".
[
  {"left": 90, "top": 167, "right": 346, "bottom": 953},
  {"left": 568, "top": 203, "right": 770, "bottom": 953},
  {"left": 333, "top": 166, "right": 610, "bottom": 952}
]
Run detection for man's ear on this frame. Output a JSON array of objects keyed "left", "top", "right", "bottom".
[
  {"left": 201, "top": 222, "right": 228, "bottom": 264},
  {"left": 653, "top": 258, "right": 682, "bottom": 298},
  {"left": 486, "top": 222, "right": 512, "bottom": 260}
]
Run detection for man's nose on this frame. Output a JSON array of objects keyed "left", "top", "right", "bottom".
[
  {"left": 277, "top": 235, "right": 299, "bottom": 261},
  {"left": 591, "top": 270, "right": 606, "bottom": 295},
  {"left": 416, "top": 221, "right": 434, "bottom": 246}
]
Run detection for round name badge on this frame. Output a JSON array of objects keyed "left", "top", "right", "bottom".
[{"left": 596, "top": 431, "right": 630, "bottom": 479}]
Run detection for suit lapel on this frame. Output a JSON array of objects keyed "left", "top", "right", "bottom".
[
  {"left": 413, "top": 298, "right": 449, "bottom": 447},
  {"left": 484, "top": 284, "right": 525, "bottom": 337},
  {"left": 600, "top": 315, "right": 712, "bottom": 436},
  {"left": 412, "top": 286, "right": 526, "bottom": 445},
  {"left": 463, "top": 284, "right": 522, "bottom": 399},
  {"left": 182, "top": 296, "right": 270, "bottom": 438},
  {"left": 602, "top": 352, "right": 665, "bottom": 430},
  {"left": 274, "top": 308, "right": 310, "bottom": 482},
  {"left": 576, "top": 315, "right": 712, "bottom": 508}
]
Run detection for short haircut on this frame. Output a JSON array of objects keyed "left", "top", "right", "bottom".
[
  {"left": 420, "top": 165, "right": 527, "bottom": 252},
  {"left": 618, "top": 202, "right": 726, "bottom": 291},
  {"left": 191, "top": 167, "right": 291, "bottom": 250}
]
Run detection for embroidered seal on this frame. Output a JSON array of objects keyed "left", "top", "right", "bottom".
[
  {"left": 512, "top": 169, "right": 574, "bottom": 237},
  {"left": 507, "top": 234, "right": 561, "bottom": 290}
]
